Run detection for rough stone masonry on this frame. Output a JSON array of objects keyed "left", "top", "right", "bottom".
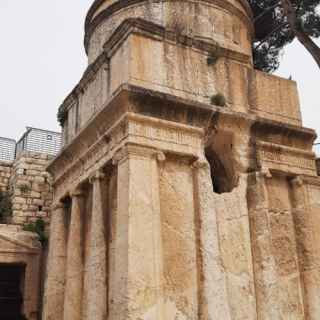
[{"left": 42, "top": 1, "right": 320, "bottom": 320}]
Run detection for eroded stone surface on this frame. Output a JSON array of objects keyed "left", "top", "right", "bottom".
[{"left": 43, "top": 1, "right": 320, "bottom": 320}]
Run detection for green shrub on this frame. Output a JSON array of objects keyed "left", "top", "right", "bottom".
[
  {"left": 23, "top": 218, "right": 47, "bottom": 245},
  {"left": 19, "top": 183, "right": 31, "bottom": 194},
  {"left": 0, "top": 190, "right": 12, "bottom": 222},
  {"left": 210, "top": 93, "right": 227, "bottom": 107}
]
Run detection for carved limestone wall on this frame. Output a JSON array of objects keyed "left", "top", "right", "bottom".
[
  {"left": 43, "top": 1, "right": 320, "bottom": 319},
  {"left": 59, "top": 19, "right": 302, "bottom": 148}
]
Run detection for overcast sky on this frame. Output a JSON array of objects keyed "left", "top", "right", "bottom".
[{"left": 0, "top": 1, "right": 319, "bottom": 147}]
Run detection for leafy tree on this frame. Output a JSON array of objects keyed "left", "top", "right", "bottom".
[
  {"left": 0, "top": 190, "right": 12, "bottom": 222},
  {"left": 249, "top": 0, "right": 320, "bottom": 72}
]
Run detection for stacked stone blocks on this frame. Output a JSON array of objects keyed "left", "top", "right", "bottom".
[
  {"left": 0, "top": 152, "right": 53, "bottom": 226},
  {"left": 9, "top": 152, "right": 53, "bottom": 225},
  {"left": 0, "top": 161, "right": 12, "bottom": 192}
]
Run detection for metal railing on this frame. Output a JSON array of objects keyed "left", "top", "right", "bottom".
[
  {"left": 16, "top": 127, "right": 61, "bottom": 157},
  {"left": 0, "top": 127, "right": 62, "bottom": 162}
]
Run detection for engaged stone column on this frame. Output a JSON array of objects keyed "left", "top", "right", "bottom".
[
  {"left": 63, "top": 188, "right": 84, "bottom": 320},
  {"left": 109, "top": 145, "right": 164, "bottom": 320},
  {"left": 43, "top": 202, "right": 67, "bottom": 320},
  {"left": 87, "top": 170, "right": 107, "bottom": 320},
  {"left": 291, "top": 177, "right": 320, "bottom": 319},
  {"left": 247, "top": 169, "right": 279, "bottom": 319},
  {"left": 192, "top": 159, "right": 231, "bottom": 320}
]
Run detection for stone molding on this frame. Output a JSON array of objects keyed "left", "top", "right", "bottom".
[
  {"left": 50, "top": 109, "right": 204, "bottom": 200},
  {"left": 84, "top": 0, "right": 254, "bottom": 54},
  {"left": 89, "top": 170, "right": 106, "bottom": 183},
  {"left": 0, "top": 232, "right": 41, "bottom": 254},
  {"left": 50, "top": 84, "right": 319, "bottom": 201},
  {"left": 256, "top": 141, "right": 317, "bottom": 176},
  {"left": 112, "top": 144, "right": 166, "bottom": 165},
  {"left": 59, "top": 17, "right": 252, "bottom": 119}
]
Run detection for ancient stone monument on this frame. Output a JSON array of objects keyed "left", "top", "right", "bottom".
[{"left": 43, "top": 1, "right": 320, "bottom": 319}]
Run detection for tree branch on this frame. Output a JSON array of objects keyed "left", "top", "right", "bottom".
[{"left": 281, "top": 0, "right": 320, "bottom": 68}]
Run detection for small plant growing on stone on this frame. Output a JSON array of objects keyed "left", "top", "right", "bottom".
[
  {"left": 207, "top": 46, "right": 222, "bottom": 66},
  {"left": 57, "top": 108, "right": 67, "bottom": 127},
  {"left": 23, "top": 218, "right": 48, "bottom": 245},
  {"left": 19, "top": 183, "right": 31, "bottom": 194},
  {"left": 0, "top": 190, "right": 12, "bottom": 223},
  {"left": 210, "top": 93, "right": 227, "bottom": 107},
  {"left": 207, "top": 55, "right": 219, "bottom": 65}
]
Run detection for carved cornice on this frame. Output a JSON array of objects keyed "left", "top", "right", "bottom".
[
  {"left": 84, "top": 0, "right": 254, "bottom": 54},
  {"left": 58, "top": 52, "right": 109, "bottom": 118},
  {"left": 59, "top": 17, "right": 252, "bottom": 117},
  {"left": 51, "top": 82, "right": 319, "bottom": 200}
]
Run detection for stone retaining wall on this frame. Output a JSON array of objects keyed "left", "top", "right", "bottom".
[
  {"left": 10, "top": 152, "right": 53, "bottom": 225},
  {"left": 0, "top": 161, "right": 12, "bottom": 192},
  {"left": 0, "top": 152, "right": 53, "bottom": 225}
]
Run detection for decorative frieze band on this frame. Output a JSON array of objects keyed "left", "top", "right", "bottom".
[
  {"left": 256, "top": 141, "right": 317, "bottom": 175},
  {"left": 53, "top": 113, "right": 203, "bottom": 200}
]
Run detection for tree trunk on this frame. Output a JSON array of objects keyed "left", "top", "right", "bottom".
[{"left": 281, "top": 0, "right": 320, "bottom": 68}]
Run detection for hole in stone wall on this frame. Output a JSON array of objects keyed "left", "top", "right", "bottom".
[
  {"left": 205, "top": 131, "right": 238, "bottom": 194},
  {"left": 38, "top": 206, "right": 43, "bottom": 212}
]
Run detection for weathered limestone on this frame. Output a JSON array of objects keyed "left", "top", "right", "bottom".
[
  {"left": 192, "top": 159, "right": 231, "bottom": 319},
  {"left": 291, "top": 177, "right": 320, "bottom": 319},
  {"left": 110, "top": 145, "right": 164, "bottom": 319},
  {"left": 43, "top": 203, "right": 67, "bottom": 320},
  {"left": 43, "top": 0, "right": 320, "bottom": 319},
  {"left": 86, "top": 171, "right": 108, "bottom": 320},
  {"left": 63, "top": 189, "right": 84, "bottom": 320}
]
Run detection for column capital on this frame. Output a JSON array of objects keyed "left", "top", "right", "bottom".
[
  {"left": 260, "top": 167, "right": 272, "bottom": 179},
  {"left": 112, "top": 144, "right": 165, "bottom": 165},
  {"left": 70, "top": 186, "right": 85, "bottom": 198},
  {"left": 52, "top": 201, "right": 65, "bottom": 211},
  {"left": 89, "top": 169, "right": 106, "bottom": 184},
  {"left": 192, "top": 158, "right": 210, "bottom": 170},
  {"left": 155, "top": 151, "right": 166, "bottom": 163},
  {"left": 291, "top": 176, "right": 304, "bottom": 188}
]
